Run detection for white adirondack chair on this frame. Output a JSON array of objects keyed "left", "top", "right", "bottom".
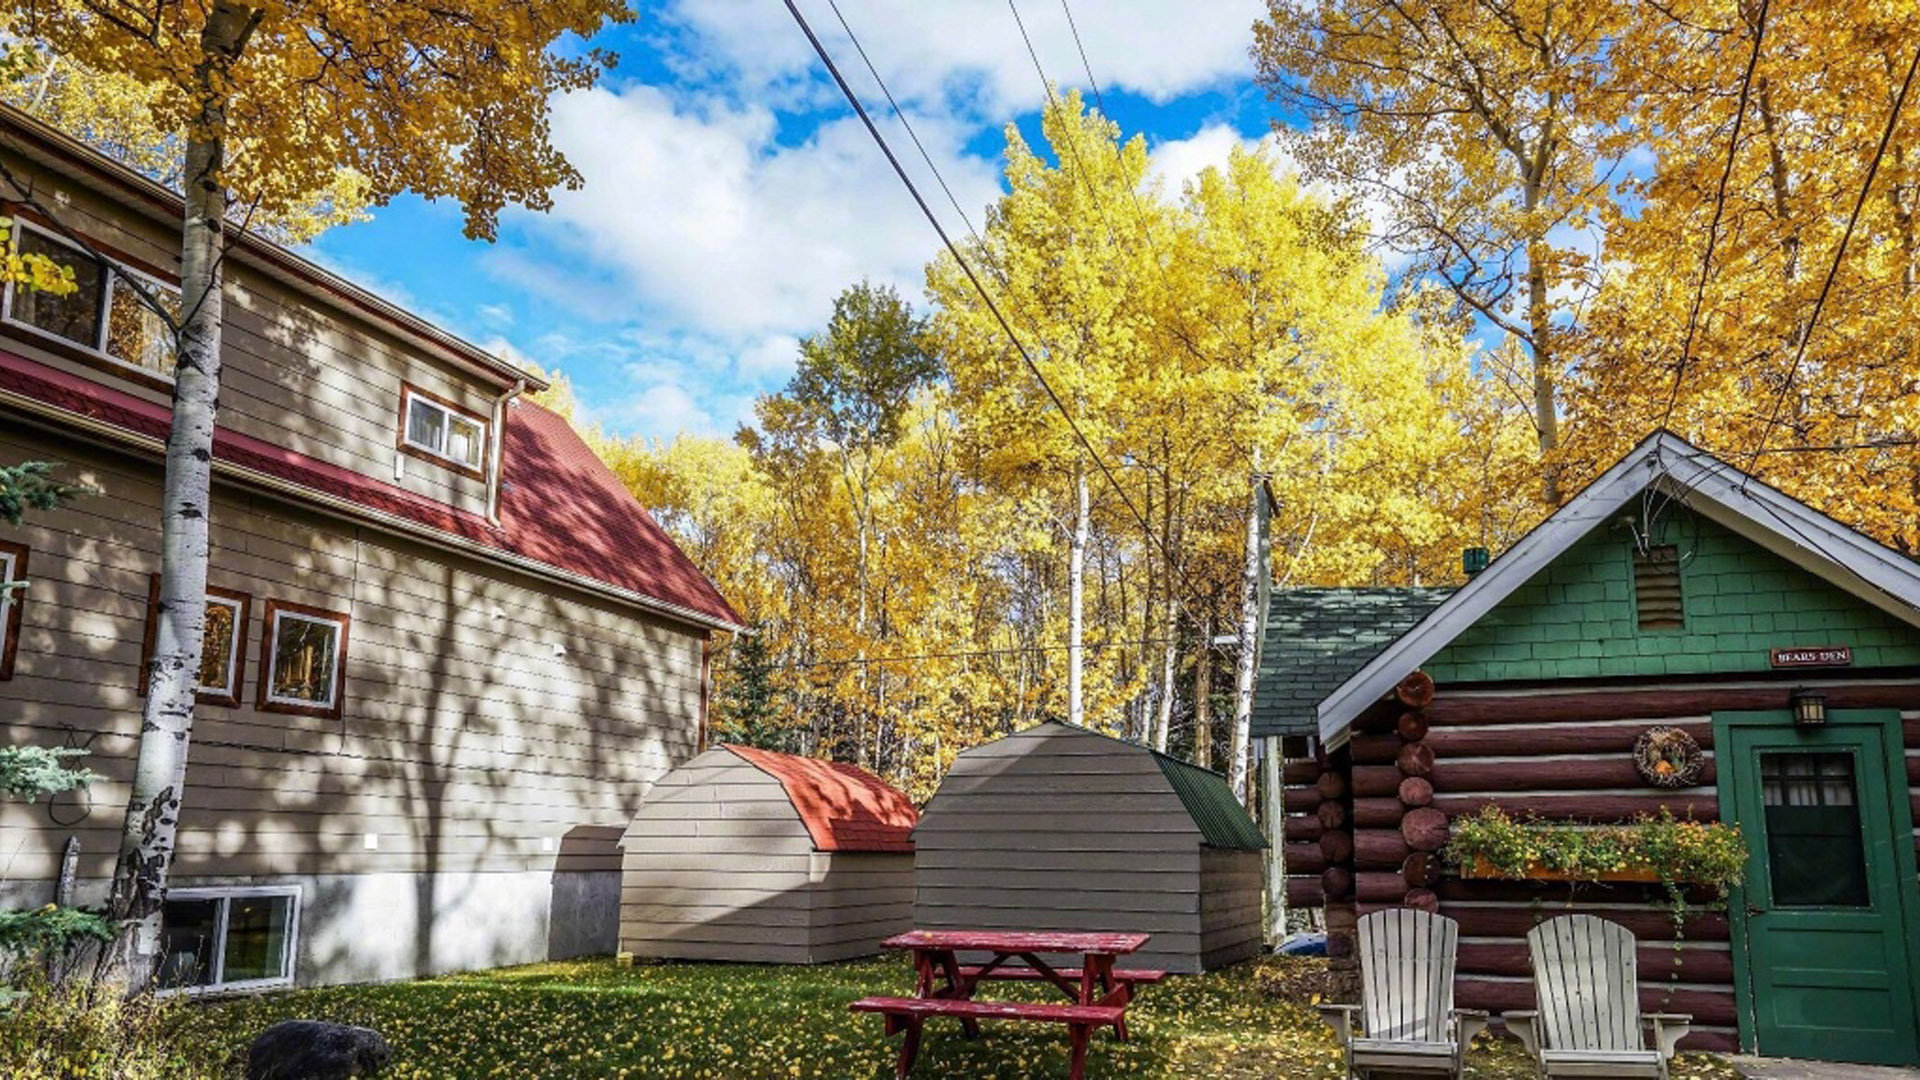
[
  {"left": 1503, "top": 914, "right": 1692, "bottom": 1079},
  {"left": 1318, "top": 908, "right": 1488, "bottom": 1079}
]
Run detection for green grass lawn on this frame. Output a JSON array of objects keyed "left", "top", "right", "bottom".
[{"left": 170, "top": 955, "right": 1739, "bottom": 1079}]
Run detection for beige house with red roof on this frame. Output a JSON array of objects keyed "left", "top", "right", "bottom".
[
  {"left": 620, "top": 745, "right": 918, "bottom": 964},
  {"left": 0, "top": 105, "right": 742, "bottom": 989}
]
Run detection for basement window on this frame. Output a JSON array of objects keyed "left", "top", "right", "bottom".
[
  {"left": 1632, "top": 544, "right": 1684, "bottom": 631},
  {"left": 399, "top": 384, "right": 488, "bottom": 477},
  {"left": 1, "top": 218, "right": 180, "bottom": 378},
  {"left": 158, "top": 887, "right": 298, "bottom": 993}
]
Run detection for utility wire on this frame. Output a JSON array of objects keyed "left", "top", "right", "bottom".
[
  {"left": 1006, "top": 0, "right": 1122, "bottom": 251},
  {"left": 780, "top": 0, "right": 1215, "bottom": 619},
  {"left": 1057, "top": 0, "right": 1178, "bottom": 286},
  {"left": 1746, "top": 41, "right": 1920, "bottom": 482},
  {"left": 1664, "top": 0, "right": 1767, "bottom": 434},
  {"left": 823, "top": 0, "right": 989, "bottom": 251},
  {"left": 733, "top": 635, "right": 1187, "bottom": 671}
]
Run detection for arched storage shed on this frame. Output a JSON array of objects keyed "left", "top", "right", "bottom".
[
  {"left": 619, "top": 744, "right": 918, "bottom": 964},
  {"left": 913, "top": 721, "right": 1265, "bottom": 974}
]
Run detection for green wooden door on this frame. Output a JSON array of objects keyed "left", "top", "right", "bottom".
[{"left": 1718, "top": 709, "right": 1920, "bottom": 1065}]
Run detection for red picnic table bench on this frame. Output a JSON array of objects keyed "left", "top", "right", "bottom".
[{"left": 850, "top": 929, "right": 1165, "bottom": 1079}]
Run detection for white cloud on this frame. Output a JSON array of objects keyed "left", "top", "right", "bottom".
[
  {"left": 466, "top": 0, "right": 1273, "bottom": 441},
  {"left": 1148, "top": 123, "right": 1269, "bottom": 193},
  {"left": 502, "top": 84, "right": 1000, "bottom": 341},
  {"left": 667, "top": 0, "right": 1267, "bottom": 116}
]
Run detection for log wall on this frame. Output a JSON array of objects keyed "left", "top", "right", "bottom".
[{"left": 1412, "top": 678, "right": 1920, "bottom": 1053}]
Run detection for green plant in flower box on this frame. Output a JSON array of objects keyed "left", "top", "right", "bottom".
[{"left": 1445, "top": 805, "right": 1746, "bottom": 896}]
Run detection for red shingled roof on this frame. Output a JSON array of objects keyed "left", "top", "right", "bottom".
[
  {"left": 0, "top": 349, "right": 741, "bottom": 628},
  {"left": 724, "top": 744, "right": 918, "bottom": 853}
]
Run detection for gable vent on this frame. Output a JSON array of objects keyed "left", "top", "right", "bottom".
[{"left": 1633, "top": 544, "right": 1684, "bottom": 630}]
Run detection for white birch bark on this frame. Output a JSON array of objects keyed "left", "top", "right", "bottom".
[
  {"left": 1152, "top": 607, "right": 1175, "bottom": 753},
  {"left": 1193, "top": 615, "right": 1213, "bottom": 770},
  {"left": 106, "top": 1, "right": 253, "bottom": 987},
  {"left": 1229, "top": 453, "right": 1264, "bottom": 804},
  {"left": 1067, "top": 469, "right": 1087, "bottom": 728}
]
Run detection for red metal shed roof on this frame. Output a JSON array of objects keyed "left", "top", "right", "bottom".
[
  {"left": 0, "top": 349, "right": 741, "bottom": 629},
  {"left": 724, "top": 745, "right": 918, "bottom": 853}
]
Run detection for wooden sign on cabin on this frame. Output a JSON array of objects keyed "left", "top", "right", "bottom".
[{"left": 1769, "top": 645, "right": 1853, "bottom": 669}]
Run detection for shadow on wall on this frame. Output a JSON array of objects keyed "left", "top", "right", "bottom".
[{"left": 549, "top": 825, "right": 624, "bottom": 960}]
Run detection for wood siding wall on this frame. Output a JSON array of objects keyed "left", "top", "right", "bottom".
[
  {"left": 620, "top": 751, "right": 816, "bottom": 963},
  {"left": 1392, "top": 678, "right": 1920, "bottom": 1054},
  {"left": 914, "top": 725, "right": 1229, "bottom": 975},
  {"left": 1197, "top": 848, "right": 1263, "bottom": 970},
  {"left": 619, "top": 748, "right": 915, "bottom": 963},
  {"left": 0, "top": 424, "right": 705, "bottom": 888},
  {"left": 0, "top": 152, "right": 498, "bottom": 517},
  {"left": 808, "top": 851, "right": 914, "bottom": 963}
]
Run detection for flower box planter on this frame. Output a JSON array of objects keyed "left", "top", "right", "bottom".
[{"left": 1460, "top": 855, "right": 1666, "bottom": 884}]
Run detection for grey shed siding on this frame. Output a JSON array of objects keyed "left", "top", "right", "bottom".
[
  {"left": 912, "top": 723, "right": 1262, "bottom": 975},
  {"left": 619, "top": 748, "right": 915, "bottom": 964}
]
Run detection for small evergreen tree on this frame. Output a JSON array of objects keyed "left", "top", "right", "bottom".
[{"left": 712, "top": 629, "right": 797, "bottom": 752}]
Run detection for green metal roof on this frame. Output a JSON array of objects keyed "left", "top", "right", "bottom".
[
  {"left": 1252, "top": 587, "right": 1456, "bottom": 739},
  {"left": 1039, "top": 722, "right": 1264, "bottom": 850},
  {"left": 1148, "top": 750, "right": 1266, "bottom": 851}
]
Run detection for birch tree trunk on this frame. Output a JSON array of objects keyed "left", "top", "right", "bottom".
[
  {"left": 1152, "top": 602, "right": 1175, "bottom": 753},
  {"left": 106, "top": 1, "right": 253, "bottom": 988},
  {"left": 1067, "top": 468, "right": 1087, "bottom": 728},
  {"left": 1229, "top": 457, "right": 1263, "bottom": 804},
  {"left": 1193, "top": 614, "right": 1213, "bottom": 769}
]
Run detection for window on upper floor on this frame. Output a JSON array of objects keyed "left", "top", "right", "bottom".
[
  {"left": 399, "top": 384, "right": 488, "bottom": 477},
  {"left": 0, "top": 539, "right": 25, "bottom": 680},
  {"left": 138, "top": 575, "right": 251, "bottom": 707},
  {"left": 2, "top": 218, "right": 181, "bottom": 379},
  {"left": 158, "top": 887, "right": 298, "bottom": 992},
  {"left": 258, "top": 599, "right": 350, "bottom": 719}
]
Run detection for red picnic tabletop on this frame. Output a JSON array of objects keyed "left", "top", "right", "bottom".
[{"left": 882, "top": 930, "right": 1150, "bottom": 955}]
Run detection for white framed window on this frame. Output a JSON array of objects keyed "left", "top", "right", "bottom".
[
  {"left": 138, "top": 575, "right": 250, "bottom": 706},
  {"left": 0, "top": 540, "right": 25, "bottom": 680},
  {"left": 1, "top": 217, "right": 181, "bottom": 379},
  {"left": 157, "top": 886, "right": 299, "bottom": 993},
  {"left": 257, "top": 599, "right": 350, "bottom": 718},
  {"left": 399, "top": 384, "right": 488, "bottom": 476}
]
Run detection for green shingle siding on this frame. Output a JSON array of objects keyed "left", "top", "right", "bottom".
[{"left": 1424, "top": 515, "right": 1920, "bottom": 684}]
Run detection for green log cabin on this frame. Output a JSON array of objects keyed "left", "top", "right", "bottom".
[{"left": 1255, "top": 431, "right": 1920, "bottom": 1066}]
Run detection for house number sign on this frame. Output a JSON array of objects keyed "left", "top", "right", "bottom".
[{"left": 1769, "top": 646, "right": 1852, "bottom": 669}]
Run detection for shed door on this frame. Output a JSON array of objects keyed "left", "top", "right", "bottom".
[{"left": 1718, "top": 709, "right": 1920, "bottom": 1065}]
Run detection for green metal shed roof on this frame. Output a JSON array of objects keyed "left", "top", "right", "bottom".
[
  {"left": 1148, "top": 750, "right": 1266, "bottom": 851},
  {"left": 1252, "top": 587, "right": 1455, "bottom": 739}
]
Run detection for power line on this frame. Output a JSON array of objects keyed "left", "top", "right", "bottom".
[
  {"left": 1006, "top": 0, "right": 1122, "bottom": 251},
  {"left": 823, "top": 0, "right": 989, "bottom": 250},
  {"left": 1056, "top": 0, "right": 1179, "bottom": 284},
  {"left": 1664, "top": 0, "right": 1767, "bottom": 433},
  {"left": 1746, "top": 41, "right": 1920, "bottom": 481},
  {"left": 780, "top": 0, "right": 1216, "bottom": 620},
  {"left": 730, "top": 635, "right": 1186, "bottom": 671}
]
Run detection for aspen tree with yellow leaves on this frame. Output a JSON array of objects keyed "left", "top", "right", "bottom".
[
  {"left": 1253, "top": 0, "right": 1629, "bottom": 504},
  {"left": 0, "top": 0, "right": 630, "bottom": 986},
  {"left": 1567, "top": 3, "right": 1920, "bottom": 552},
  {"left": 589, "top": 93, "right": 1533, "bottom": 797}
]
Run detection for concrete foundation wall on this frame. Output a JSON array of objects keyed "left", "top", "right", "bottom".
[{"left": 4, "top": 868, "right": 620, "bottom": 986}]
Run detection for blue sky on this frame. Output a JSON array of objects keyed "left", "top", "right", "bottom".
[{"left": 306, "top": 0, "right": 1278, "bottom": 441}]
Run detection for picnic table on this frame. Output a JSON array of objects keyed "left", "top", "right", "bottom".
[{"left": 850, "top": 929, "right": 1163, "bottom": 1079}]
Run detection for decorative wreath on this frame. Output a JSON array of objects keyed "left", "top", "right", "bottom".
[{"left": 1633, "top": 726, "right": 1703, "bottom": 788}]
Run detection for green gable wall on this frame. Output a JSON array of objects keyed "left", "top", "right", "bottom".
[{"left": 1424, "top": 513, "right": 1920, "bottom": 684}]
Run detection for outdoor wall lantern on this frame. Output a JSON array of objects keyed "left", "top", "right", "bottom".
[{"left": 1791, "top": 687, "right": 1827, "bottom": 728}]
